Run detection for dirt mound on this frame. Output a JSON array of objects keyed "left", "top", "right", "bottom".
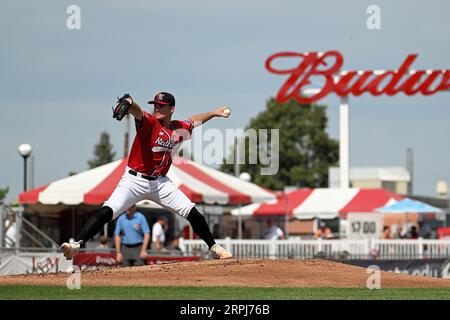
[{"left": 1, "top": 259, "right": 449, "bottom": 288}]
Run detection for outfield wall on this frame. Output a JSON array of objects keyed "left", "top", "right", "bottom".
[
  {"left": 0, "top": 251, "right": 201, "bottom": 275},
  {"left": 0, "top": 252, "right": 72, "bottom": 275},
  {"left": 342, "top": 259, "right": 450, "bottom": 279}
]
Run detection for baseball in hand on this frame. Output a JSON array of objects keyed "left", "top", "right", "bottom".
[{"left": 223, "top": 108, "right": 231, "bottom": 117}]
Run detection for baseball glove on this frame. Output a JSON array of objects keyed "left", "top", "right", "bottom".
[{"left": 112, "top": 93, "right": 133, "bottom": 121}]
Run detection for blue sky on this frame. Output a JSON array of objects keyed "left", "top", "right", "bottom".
[{"left": 1, "top": 0, "right": 449, "bottom": 202}]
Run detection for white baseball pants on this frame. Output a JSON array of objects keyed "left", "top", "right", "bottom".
[{"left": 103, "top": 167, "right": 196, "bottom": 219}]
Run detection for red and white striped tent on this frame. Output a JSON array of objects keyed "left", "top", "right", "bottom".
[
  {"left": 19, "top": 157, "right": 275, "bottom": 206},
  {"left": 231, "top": 188, "right": 404, "bottom": 219}
]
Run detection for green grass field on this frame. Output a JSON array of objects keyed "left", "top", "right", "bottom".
[{"left": 0, "top": 286, "right": 449, "bottom": 300}]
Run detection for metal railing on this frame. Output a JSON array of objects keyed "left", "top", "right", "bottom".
[
  {"left": 21, "top": 217, "right": 59, "bottom": 249},
  {"left": 1, "top": 204, "right": 59, "bottom": 253},
  {"left": 179, "top": 238, "right": 450, "bottom": 260}
]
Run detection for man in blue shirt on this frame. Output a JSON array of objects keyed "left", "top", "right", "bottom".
[{"left": 114, "top": 204, "right": 150, "bottom": 267}]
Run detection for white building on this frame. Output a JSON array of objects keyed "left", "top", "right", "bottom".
[{"left": 329, "top": 167, "right": 411, "bottom": 195}]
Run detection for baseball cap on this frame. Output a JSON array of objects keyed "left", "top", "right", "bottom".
[{"left": 148, "top": 92, "right": 175, "bottom": 106}]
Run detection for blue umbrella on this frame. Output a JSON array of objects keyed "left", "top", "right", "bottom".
[{"left": 375, "top": 198, "right": 442, "bottom": 213}]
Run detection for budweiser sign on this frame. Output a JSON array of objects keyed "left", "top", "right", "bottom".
[{"left": 265, "top": 51, "right": 450, "bottom": 103}]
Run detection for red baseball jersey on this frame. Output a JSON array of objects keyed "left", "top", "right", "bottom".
[{"left": 128, "top": 111, "right": 194, "bottom": 176}]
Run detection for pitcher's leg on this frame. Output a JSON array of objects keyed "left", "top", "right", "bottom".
[
  {"left": 151, "top": 177, "right": 196, "bottom": 219},
  {"left": 61, "top": 205, "right": 115, "bottom": 259},
  {"left": 185, "top": 207, "right": 232, "bottom": 259},
  {"left": 76, "top": 206, "right": 113, "bottom": 245},
  {"left": 186, "top": 207, "right": 216, "bottom": 248},
  {"left": 149, "top": 178, "right": 232, "bottom": 258},
  {"left": 62, "top": 174, "right": 146, "bottom": 259},
  {"left": 77, "top": 182, "right": 142, "bottom": 245},
  {"left": 103, "top": 174, "right": 148, "bottom": 220}
]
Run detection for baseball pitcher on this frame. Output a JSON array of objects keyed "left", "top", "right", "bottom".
[{"left": 61, "top": 92, "right": 233, "bottom": 260}]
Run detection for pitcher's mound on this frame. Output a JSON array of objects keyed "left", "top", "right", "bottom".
[{"left": 1, "top": 259, "right": 449, "bottom": 288}]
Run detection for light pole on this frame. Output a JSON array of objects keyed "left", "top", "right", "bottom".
[
  {"left": 339, "top": 95, "right": 350, "bottom": 188},
  {"left": 237, "top": 172, "right": 251, "bottom": 240},
  {"left": 18, "top": 144, "right": 32, "bottom": 192},
  {"left": 302, "top": 88, "right": 350, "bottom": 189}
]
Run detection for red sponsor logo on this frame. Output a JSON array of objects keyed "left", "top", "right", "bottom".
[{"left": 265, "top": 51, "right": 450, "bottom": 103}]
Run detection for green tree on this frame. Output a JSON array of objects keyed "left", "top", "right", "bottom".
[
  {"left": 221, "top": 98, "right": 339, "bottom": 190},
  {"left": 88, "top": 132, "right": 116, "bottom": 169},
  {"left": 0, "top": 186, "right": 9, "bottom": 203}
]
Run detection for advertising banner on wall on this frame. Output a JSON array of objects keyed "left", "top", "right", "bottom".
[
  {"left": 0, "top": 252, "right": 72, "bottom": 275},
  {"left": 343, "top": 259, "right": 450, "bottom": 279},
  {"left": 73, "top": 252, "right": 202, "bottom": 270}
]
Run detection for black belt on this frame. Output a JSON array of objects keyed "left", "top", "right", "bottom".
[
  {"left": 122, "top": 243, "right": 143, "bottom": 248},
  {"left": 128, "top": 169, "right": 159, "bottom": 181}
]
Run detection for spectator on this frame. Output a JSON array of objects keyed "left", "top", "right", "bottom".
[
  {"left": 263, "top": 219, "right": 285, "bottom": 240},
  {"left": 152, "top": 216, "right": 168, "bottom": 250},
  {"left": 393, "top": 223, "right": 405, "bottom": 239},
  {"left": 418, "top": 220, "right": 432, "bottom": 239},
  {"left": 4, "top": 210, "right": 16, "bottom": 248},
  {"left": 96, "top": 235, "right": 109, "bottom": 249},
  {"left": 114, "top": 205, "right": 150, "bottom": 267},
  {"left": 407, "top": 226, "right": 419, "bottom": 239},
  {"left": 381, "top": 226, "right": 393, "bottom": 239},
  {"left": 313, "top": 222, "right": 333, "bottom": 239},
  {"left": 168, "top": 220, "right": 182, "bottom": 252}
]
